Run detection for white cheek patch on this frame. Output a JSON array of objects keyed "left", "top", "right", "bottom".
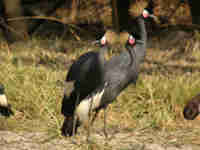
[
  {"left": 0, "top": 94, "right": 8, "bottom": 107},
  {"left": 101, "top": 36, "right": 106, "bottom": 45},
  {"left": 143, "top": 9, "right": 149, "bottom": 18},
  {"left": 75, "top": 88, "right": 105, "bottom": 123}
]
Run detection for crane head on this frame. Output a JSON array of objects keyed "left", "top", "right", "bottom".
[
  {"left": 92, "top": 35, "right": 107, "bottom": 47},
  {"left": 142, "top": 8, "right": 157, "bottom": 21},
  {"left": 100, "top": 35, "right": 107, "bottom": 46},
  {"left": 92, "top": 30, "right": 119, "bottom": 47},
  {"left": 126, "top": 34, "right": 145, "bottom": 47},
  {"left": 127, "top": 35, "right": 136, "bottom": 46}
]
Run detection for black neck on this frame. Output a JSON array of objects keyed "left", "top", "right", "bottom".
[
  {"left": 99, "top": 44, "right": 108, "bottom": 66},
  {"left": 137, "top": 16, "right": 147, "bottom": 47},
  {"left": 126, "top": 44, "right": 136, "bottom": 67},
  {"left": 98, "top": 45, "right": 109, "bottom": 83}
]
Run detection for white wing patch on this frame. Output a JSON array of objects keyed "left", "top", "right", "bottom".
[
  {"left": 75, "top": 87, "right": 105, "bottom": 123},
  {"left": 0, "top": 94, "right": 8, "bottom": 107}
]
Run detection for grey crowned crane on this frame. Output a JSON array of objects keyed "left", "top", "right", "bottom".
[
  {"left": 0, "top": 83, "right": 13, "bottom": 117},
  {"left": 61, "top": 9, "right": 156, "bottom": 137},
  {"left": 183, "top": 94, "right": 200, "bottom": 120}
]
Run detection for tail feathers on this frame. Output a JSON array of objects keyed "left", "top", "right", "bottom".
[
  {"left": 61, "top": 116, "right": 81, "bottom": 136},
  {"left": 0, "top": 105, "right": 14, "bottom": 117}
]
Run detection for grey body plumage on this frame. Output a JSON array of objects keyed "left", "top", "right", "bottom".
[{"left": 61, "top": 8, "right": 155, "bottom": 136}]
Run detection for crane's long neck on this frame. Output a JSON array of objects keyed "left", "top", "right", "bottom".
[
  {"left": 137, "top": 17, "right": 147, "bottom": 48},
  {"left": 126, "top": 46, "right": 139, "bottom": 75},
  {"left": 98, "top": 45, "right": 108, "bottom": 80},
  {"left": 134, "top": 17, "right": 147, "bottom": 64},
  {"left": 99, "top": 45, "right": 108, "bottom": 66},
  {"left": 126, "top": 17, "right": 147, "bottom": 70}
]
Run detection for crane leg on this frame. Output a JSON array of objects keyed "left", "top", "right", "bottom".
[
  {"left": 86, "top": 96, "right": 94, "bottom": 142},
  {"left": 72, "top": 92, "right": 80, "bottom": 136},
  {"left": 103, "top": 107, "right": 108, "bottom": 138},
  {"left": 91, "top": 109, "right": 100, "bottom": 126}
]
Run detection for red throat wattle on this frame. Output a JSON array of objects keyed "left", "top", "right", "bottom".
[{"left": 129, "top": 37, "right": 135, "bottom": 45}]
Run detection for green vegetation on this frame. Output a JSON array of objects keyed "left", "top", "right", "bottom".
[{"left": 0, "top": 34, "right": 200, "bottom": 146}]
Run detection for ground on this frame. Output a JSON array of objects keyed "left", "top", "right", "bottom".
[{"left": 0, "top": 129, "right": 200, "bottom": 150}]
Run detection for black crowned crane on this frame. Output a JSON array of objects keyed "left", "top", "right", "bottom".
[
  {"left": 183, "top": 94, "right": 200, "bottom": 120},
  {"left": 0, "top": 83, "right": 13, "bottom": 117},
  {"left": 61, "top": 9, "right": 156, "bottom": 137},
  {"left": 61, "top": 31, "right": 114, "bottom": 136}
]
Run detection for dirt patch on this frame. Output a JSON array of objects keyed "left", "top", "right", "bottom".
[{"left": 0, "top": 130, "right": 199, "bottom": 150}]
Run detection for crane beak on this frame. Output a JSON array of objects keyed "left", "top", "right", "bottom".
[
  {"left": 92, "top": 40, "right": 101, "bottom": 46},
  {"left": 136, "top": 40, "right": 145, "bottom": 44},
  {"left": 149, "top": 14, "right": 159, "bottom": 21}
]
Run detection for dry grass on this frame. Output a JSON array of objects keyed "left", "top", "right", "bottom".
[{"left": 0, "top": 32, "right": 200, "bottom": 148}]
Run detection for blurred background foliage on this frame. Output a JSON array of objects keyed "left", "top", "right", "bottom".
[{"left": 0, "top": 0, "right": 198, "bottom": 43}]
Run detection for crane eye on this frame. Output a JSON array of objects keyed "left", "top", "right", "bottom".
[
  {"left": 143, "top": 9, "right": 149, "bottom": 18},
  {"left": 100, "top": 36, "right": 106, "bottom": 45},
  {"left": 128, "top": 35, "right": 135, "bottom": 45}
]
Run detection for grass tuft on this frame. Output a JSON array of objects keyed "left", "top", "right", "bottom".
[{"left": 0, "top": 34, "right": 200, "bottom": 145}]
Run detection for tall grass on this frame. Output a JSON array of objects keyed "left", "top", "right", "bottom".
[{"left": 0, "top": 36, "right": 200, "bottom": 143}]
